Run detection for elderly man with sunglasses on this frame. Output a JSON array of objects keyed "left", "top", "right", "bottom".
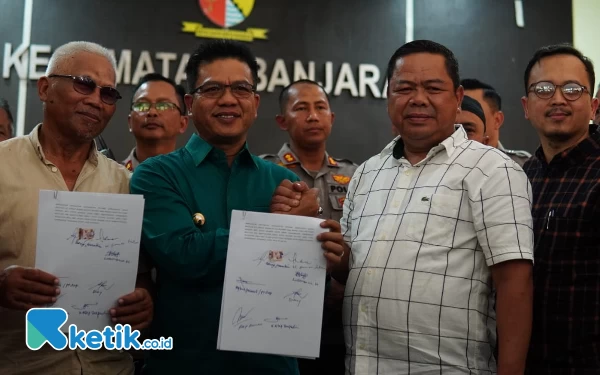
[
  {"left": 123, "top": 73, "right": 188, "bottom": 172},
  {"left": 0, "top": 41, "right": 153, "bottom": 374},
  {"left": 521, "top": 44, "right": 600, "bottom": 373}
]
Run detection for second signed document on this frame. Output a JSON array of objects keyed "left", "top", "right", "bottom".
[{"left": 217, "top": 210, "right": 328, "bottom": 359}]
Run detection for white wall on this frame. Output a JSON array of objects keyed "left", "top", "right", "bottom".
[{"left": 573, "top": 0, "right": 600, "bottom": 95}]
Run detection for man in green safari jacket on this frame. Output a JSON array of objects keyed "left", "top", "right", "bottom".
[{"left": 130, "top": 40, "right": 345, "bottom": 374}]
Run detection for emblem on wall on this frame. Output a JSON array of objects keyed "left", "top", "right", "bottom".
[{"left": 182, "top": 0, "right": 268, "bottom": 42}]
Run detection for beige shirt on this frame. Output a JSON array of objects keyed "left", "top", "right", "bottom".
[{"left": 0, "top": 124, "right": 134, "bottom": 374}]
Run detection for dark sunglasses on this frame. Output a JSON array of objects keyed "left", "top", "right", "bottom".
[{"left": 48, "top": 74, "right": 122, "bottom": 105}]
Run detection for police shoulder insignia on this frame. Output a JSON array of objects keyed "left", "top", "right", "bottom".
[
  {"left": 283, "top": 153, "right": 297, "bottom": 163},
  {"left": 332, "top": 174, "right": 351, "bottom": 184},
  {"left": 328, "top": 156, "right": 338, "bottom": 166},
  {"left": 125, "top": 161, "right": 133, "bottom": 172}
]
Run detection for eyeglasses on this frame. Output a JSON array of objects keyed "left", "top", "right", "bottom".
[
  {"left": 191, "top": 82, "right": 256, "bottom": 99},
  {"left": 528, "top": 81, "right": 590, "bottom": 101},
  {"left": 48, "top": 74, "right": 122, "bottom": 105},
  {"left": 131, "top": 101, "right": 181, "bottom": 113}
]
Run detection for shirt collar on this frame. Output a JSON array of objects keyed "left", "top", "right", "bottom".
[
  {"left": 28, "top": 123, "right": 99, "bottom": 166},
  {"left": 534, "top": 124, "right": 600, "bottom": 166},
  {"left": 383, "top": 125, "right": 468, "bottom": 162},
  {"left": 185, "top": 133, "right": 257, "bottom": 168}
]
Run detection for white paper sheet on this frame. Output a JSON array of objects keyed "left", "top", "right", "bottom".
[
  {"left": 218, "top": 210, "right": 329, "bottom": 359},
  {"left": 34, "top": 190, "right": 144, "bottom": 331}
]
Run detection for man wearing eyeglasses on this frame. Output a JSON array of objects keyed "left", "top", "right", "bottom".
[
  {"left": 123, "top": 73, "right": 188, "bottom": 172},
  {"left": 521, "top": 44, "right": 600, "bottom": 373},
  {"left": 130, "top": 40, "right": 344, "bottom": 374},
  {"left": 0, "top": 41, "right": 153, "bottom": 374}
]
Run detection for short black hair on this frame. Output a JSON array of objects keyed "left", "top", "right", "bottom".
[
  {"left": 386, "top": 40, "right": 460, "bottom": 90},
  {"left": 460, "top": 78, "right": 502, "bottom": 111},
  {"left": 278, "top": 80, "right": 330, "bottom": 113},
  {"left": 524, "top": 44, "right": 595, "bottom": 95},
  {"left": 461, "top": 95, "right": 487, "bottom": 132},
  {"left": 185, "top": 39, "right": 259, "bottom": 93},
  {"left": 0, "top": 98, "right": 14, "bottom": 135},
  {"left": 131, "top": 73, "right": 186, "bottom": 114}
]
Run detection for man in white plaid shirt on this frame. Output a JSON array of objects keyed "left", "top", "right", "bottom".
[{"left": 331, "top": 40, "right": 534, "bottom": 374}]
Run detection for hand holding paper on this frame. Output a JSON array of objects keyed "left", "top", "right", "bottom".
[
  {"left": 110, "top": 288, "right": 153, "bottom": 330},
  {"left": 318, "top": 219, "right": 346, "bottom": 272},
  {"left": 0, "top": 267, "right": 60, "bottom": 310}
]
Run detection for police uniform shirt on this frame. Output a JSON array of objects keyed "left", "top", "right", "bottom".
[
  {"left": 122, "top": 147, "right": 140, "bottom": 172},
  {"left": 261, "top": 143, "right": 358, "bottom": 221},
  {"left": 498, "top": 141, "right": 532, "bottom": 167}
]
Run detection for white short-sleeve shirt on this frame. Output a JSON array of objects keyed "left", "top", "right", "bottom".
[{"left": 341, "top": 126, "right": 534, "bottom": 374}]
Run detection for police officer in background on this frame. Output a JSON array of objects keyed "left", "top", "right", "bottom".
[
  {"left": 122, "top": 73, "right": 188, "bottom": 171},
  {"left": 261, "top": 79, "right": 356, "bottom": 375},
  {"left": 461, "top": 78, "right": 532, "bottom": 166},
  {"left": 262, "top": 80, "right": 357, "bottom": 221},
  {"left": 457, "top": 95, "right": 489, "bottom": 145}
]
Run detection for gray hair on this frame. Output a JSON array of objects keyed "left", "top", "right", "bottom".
[{"left": 45, "top": 41, "right": 117, "bottom": 81}]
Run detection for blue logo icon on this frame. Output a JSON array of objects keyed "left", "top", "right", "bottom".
[
  {"left": 26, "top": 308, "right": 68, "bottom": 350},
  {"left": 26, "top": 308, "right": 173, "bottom": 351}
]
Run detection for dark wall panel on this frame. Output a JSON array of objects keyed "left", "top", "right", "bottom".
[{"left": 0, "top": 0, "right": 573, "bottom": 163}]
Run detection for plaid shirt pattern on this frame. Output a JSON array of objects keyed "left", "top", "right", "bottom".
[
  {"left": 524, "top": 125, "right": 600, "bottom": 373},
  {"left": 342, "top": 126, "right": 534, "bottom": 374}
]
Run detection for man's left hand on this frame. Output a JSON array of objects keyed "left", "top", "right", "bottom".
[
  {"left": 110, "top": 288, "right": 153, "bottom": 331},
  {"left": 317, "top": 220, "right": 347, "bottom": 272}
]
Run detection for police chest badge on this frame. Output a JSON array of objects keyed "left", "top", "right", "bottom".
[{"left": 332, "top": 174, "right": 350, "bottom": 185}]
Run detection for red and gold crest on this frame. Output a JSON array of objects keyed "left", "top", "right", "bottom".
[
  {"left": 338, "top": 196, "right": 346, "bottom": 206},
  {"left": 332, "top": 174, "right": 350, "bottom": 184},
  {"left": 283, "top": 153, "right": 297, "bottom": 163},
  {"left": 125, "top": 161, "right": 133, "bottom": 172}
]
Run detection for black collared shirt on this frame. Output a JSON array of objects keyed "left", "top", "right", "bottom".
[{"left": 524, "top": 125, "right": 600, "bottom": 372}]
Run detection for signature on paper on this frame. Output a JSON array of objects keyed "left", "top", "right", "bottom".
[
  {"left": 88, "top": 280, "right": 114, "bottom": 295},
  {"left": 232, "top": 306, "right": 254, "bottom": 327},
  {"left": 283, "top": 288, "right": 309, "bottom": 307}
]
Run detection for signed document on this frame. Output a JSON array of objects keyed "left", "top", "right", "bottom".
[
  {"left": 217, "top": 210, "right": 329, "bottom": 359},
  {"left": 34, "top": 190, "right": 144, "bottom": 331}
]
